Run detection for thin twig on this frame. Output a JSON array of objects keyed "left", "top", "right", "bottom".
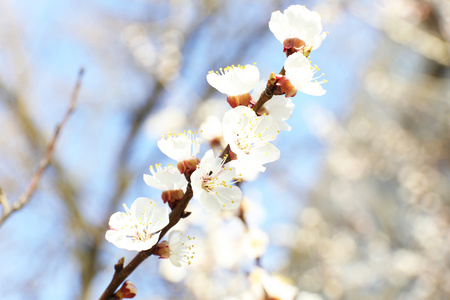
[
  {"left": 0, "top": 68, "right": 85, "bottom": 225},
  {"left": 252, "top": 66, "right": 285, "bottom": 114}
]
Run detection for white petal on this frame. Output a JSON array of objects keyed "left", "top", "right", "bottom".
[
  {"left": 169, "top": 255, "right": 182, "bottom": 267},
  {"left": 105, "top": 229, "right": 124, "bottom": 245},
  {"left": 285, "top": 52, "right": 326, "bottom": 96},
  {"left": 251, "top": 144, "right": 281, "bottom": 165},
  {"left": 284, "top": 52, "right": 313, "bottom": 83},
  {"left": 198, "top": 191, "right": 221, "bottom": 213},
  {"left": 190, "top": 169, "right": 203, "bottom": 197},
  {"left": 263, "top": 97, "right": 295, "bottom": 120},
  {"left": 253, "top": 115, "right": 279, "bottom": 142},
  {"left": 227, "top": 159, "right": 265, "bottom": 181},
  {"left": 148, "top": 204, "right": 170, "bottom": 233},
  {"left": 284, "top": 5, "right": 323, "bottom": 42},
  {"left": 207, "top": 65, "right": 259, "bottom": 96},
  {"left": 130, "top": 197, "right": 155, "bottom": 217},
  {"left": 168, "top": 230, "right": 183, "bottom": 246},
  {"left": 298, "top": 81, "right": 326, "bottom": 96},
  {"left": 263, "top": 97, "right": 295, "bottom": 131},
  {"left": 108, "top": 211, "right": 128, "bottom": 231},
  {"left": 157, "top": 137, "right": 189, "bottom": 161},
  {"left": 214, "top": 186, "right": 242, "bottom": 210},
  {"left": 268, "top": 10, "right": 290, "bottom": 43},
  {"left": 269, "top": 5, "right": 326, "bottom": 50},
  {"left": 143, "top": 173, "right": 164, "bottom": 190}
]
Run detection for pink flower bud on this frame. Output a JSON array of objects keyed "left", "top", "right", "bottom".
[
  {"left": 276, "top": 76, "right": 297, "bottom": 98},
  {"left": 226, "top": 93, "right": 253, "bottom": 108},
  {"left": 161, "top": 189, "right": 185, "bottom": 204},
  {"left": 154, "top": 240, "right": 171, "bottom": 259},
  {"left": 114, "top": 281, "right": 137, "bottom": 299},
  {"left": 176, "top": 157, "right": 200, "bottom": 174},
  {"left": 283, "top": 37, "right": 306, "bottom": 56}
]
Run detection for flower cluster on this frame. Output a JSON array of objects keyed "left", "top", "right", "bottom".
[{"left": 104, "top": 4, "right": 327, "bottom": 297}]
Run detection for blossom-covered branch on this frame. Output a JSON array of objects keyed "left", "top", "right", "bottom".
[{"left": 99, "top": 5, "right": 327, "bottom": 299}]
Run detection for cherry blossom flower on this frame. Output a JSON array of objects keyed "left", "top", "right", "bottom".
[
  {"left": 157, "top": 130, "right": 202, "bottom": 173},
  {"left": 284, "top": 52, "right": 326, "bottom": 96},
  {"left": 143, "top": 163, "right": 189, "bottom": 205},
  {"left": 158, "top": 230, "right": 195, "bottom": 267},
  {"left": 105, "top": 197, "right": 169, "bottom": 251},
  {"left": 242, "top": 228, "right": 269, "bottom": 259},
  {"left": 206, "top": 64, "right": 260, "bottom": 107},
  {"left": 222, "top": 106, "right": 280, "bottom": 171},
  {"left": 190, "top": 149, "right": 242, "bottom": 213},
  {"left": 269, "top": 5, "right": 326, "bottom": 54},
  {"left": 143, "top": 164, "right": 188, "bottom": 192}
]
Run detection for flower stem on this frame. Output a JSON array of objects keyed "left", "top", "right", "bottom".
[{"left": 252, "top": 66, "right": 285, "bottom": 114}]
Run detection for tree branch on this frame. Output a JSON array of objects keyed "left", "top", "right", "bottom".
[{"left": 0, "top": 68, "right": 85, "bottom": 225}]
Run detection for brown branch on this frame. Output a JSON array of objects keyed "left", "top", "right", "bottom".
[
  {"left": 252, "top": 66, "right": 285, "bottom": 114},
  {"left": 98, "top": 184, "right": 193, "bottom": 300},
  {"left": 0, "top": 68, "right": 85, "bottom": 225}
]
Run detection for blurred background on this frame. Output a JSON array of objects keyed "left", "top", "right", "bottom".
[{"left": 1, "top": 0, "right": 449, "bottom": 299}]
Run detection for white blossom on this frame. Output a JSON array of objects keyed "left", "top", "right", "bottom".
[
  {"left": 157, "top": 130, "right": 202, "bottom": 162},
  {"left": 167, "top": 230, "right": 195, "bottom": 267},
  {"left": 222, "top": 106, "right": 280, "bottom": 170},
  {"left": 105, "top": 197, "right": 169, "bottom": 251},
  {"left": 269, "top": 5, "right": 326, "bottom": 50},
  {"left": 284, "top": 52, "right": 326, "bottom": 96},
  {"left": 143, "top": 164, "right": 188, "bottom": 192},
  {"left": 243, "top": 228, "right": 269, "bottom": 259},
  {"left": 206, "top": 64, "right": 260, "bottom": 96},
  {"left": 191, "top": 150, "right": 242, "bottom": 213}
]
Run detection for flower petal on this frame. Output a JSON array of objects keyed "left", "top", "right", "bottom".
[{"left": 198, "top": 191, "right": 221, "bottom": 214}]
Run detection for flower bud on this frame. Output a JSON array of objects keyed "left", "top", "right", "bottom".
[
  {"left": 268, "top": 72, "right": 278, "bottom": 85},
  {"left": 154, "top": 240, "right": 170, "bottom": 259},
  {"left": 302, "top": 45, "right": 313, "bottom": 57},
  {"left": 227, "top": 93, "right": 252, "bottom": 108},
  {"left": 283, "top": 37, "right": 306, "bottom": 56},
  {"left": 161, "top": 189, "right": 185, "bottom": 204},
  {"left": 114, "top": 281, "right": 137, "bottom": 299},
  {"left": 176, "top": 157, "right": 200, "bottom": 174},
  {"left": 114, "top": 257, "right": 125, "bottom": 273},
  {"left": 275, "top": 76, "right": 297, "bottom": 98}
]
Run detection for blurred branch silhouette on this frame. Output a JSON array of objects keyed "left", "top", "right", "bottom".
[{"left": 0, "top": 68, "right": 84, "bottom": 225}]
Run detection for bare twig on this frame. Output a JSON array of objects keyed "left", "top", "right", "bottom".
[{"left": 0, "top": 68, "right": 85, "bottom": 225}]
